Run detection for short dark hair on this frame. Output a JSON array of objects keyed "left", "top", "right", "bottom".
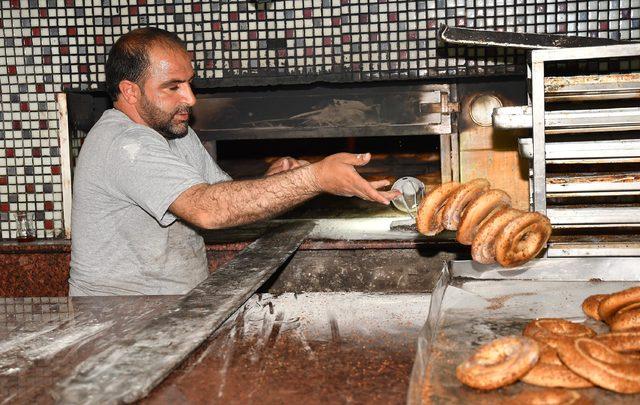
[{"left": 105, "top": 27, "right": 186, "bottom": 102}]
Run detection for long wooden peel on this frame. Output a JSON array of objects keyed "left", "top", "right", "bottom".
[{"left": 57, "top": 221, "right": 315, "bottom": 404}]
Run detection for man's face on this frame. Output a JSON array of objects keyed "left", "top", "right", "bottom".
[{"left": 137, "top": 45, "right": 196, "bottom": 140}]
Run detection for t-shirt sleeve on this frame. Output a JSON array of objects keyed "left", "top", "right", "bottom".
[
  {"left": 109, "top": 128, "right": 207, "bottom": 226},
  {"left": 187, "top": 129, "right": 233, "bottom": 183}
]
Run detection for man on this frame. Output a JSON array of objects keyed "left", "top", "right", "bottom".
[{"left": 69, "top": 28, "right": 398, "bottom": 296}]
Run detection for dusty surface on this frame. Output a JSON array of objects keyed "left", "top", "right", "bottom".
[
  {"left": 144, "top": 293, "right": 430, "bottom": 405},
  {"left": 145, "top": 333, "right": 415, "bottom": 405}
]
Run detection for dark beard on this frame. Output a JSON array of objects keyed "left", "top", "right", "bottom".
[{"left": 139, "top": 96, "right": 192, "bottom": 140}]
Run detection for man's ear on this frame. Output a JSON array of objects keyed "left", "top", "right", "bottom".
[{"left": 118, "top": 80, "right": 142, "bottom": 105}]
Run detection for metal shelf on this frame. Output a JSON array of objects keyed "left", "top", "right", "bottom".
[
  {"left": 546, "top": 172, "right": 640, "bottom": 195},
  {"left": 544, "top": 73, "right": 640, "bottom": 102},
  {"left": 547, "top": 241, "right": 640, "bottom": 257},
  {"left": 546, "top": 206, "right": 640, "bottom": 226},
  {"left": 518, "top": 137, "right": 640, "bottom": 162}
]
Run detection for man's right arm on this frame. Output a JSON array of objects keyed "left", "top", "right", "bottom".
[{"left": 169, "top": 153, "right": 399, "bottom": 230}]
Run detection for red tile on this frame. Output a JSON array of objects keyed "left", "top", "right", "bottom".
[
  {"left": 408, "top": 31, "right": 417, "bottom": 40},
  {"left": 79, "top": 64, "right": 89, "bottom": 73},
  {"left": 6, "top": 148, "right": 15, "bottom": 157},
  {"left": 400, "top": 50, "right": 408, "bottom": 60},
  {"left": 39, "top": 8, "right": 47, "bottom": 18},
  {"left": 65, "top": 0, "right": 73, "bottom": 6},
  {"left": 32, "top": 148, "right": 42, "bottom": 157},
  {"left": 303, "top": 9, "right": 312, "bottom": 18},
  {"left": 129, "top": 5, "right": 138, "bottom": 15},
  {"left": 211, "top": 21, "right": 221, "bottom": 31},
  {"left": 112, "top": 16, "right": 121, "bottom": 25},
  {"left": 342, "top": 34, "right": 351, "bottom": 43},
  {"left": 51, "top": 166, "right": 61, "bottom": 175},
  {"left": 257, "top": 11, "right": 266, "bottom": 20},
  {"left": 323, "top": 37, "right": 333, "bottom": 46},
  {"left": 36, "top": 84, "right": 45, "bottom": 93},
  {"left": 31, "top": 27, "right": 41, "bottom": 36},
  {"left": 285, "top": 29, "right": 294, "bottom": 38},
  {"left": 305, "top": 47, "right": 314, "bottom": 56},
  {"left": 26, "top": 183, "right": 35, "bottom": 193},
  {"left": 20, "top": 102, "right": 29, "bottom": 112},
  {"left": 0, "top": 203, "right": 9, "bottom": 212},
  {"left": 277, "top": 49, "right": 287, "bottom": 57},
  {"left": 10, "top": 0, "right": 19, "bottom": 8},
  {"left": 96, "top": 35, "right": 105, "bottom": 45},
  {"left": 359, "top": 14, "right": 368, "bottom": 23},
  {"left": 12, "top": 121, "right": 21, "bottom": 130},
  {"left": 229, "top": 12, "right": 239, "bottom": 21},
  {"left": 193, "top": 3, "right": 201, "bottom": 12},
  {"left": 39, "top": 120, "right": 48, "bottom": 129},
  {"left": 0, "top": 176, "right": 7, "bottom": 186},
  {"left": 137, "top": 0, "right": 146, "bottom": 4},
  {"left": 44, "top": 201, "right": 54, "bottom": 211},
  {"left": 44, "top": 55, "right": 52, "bottom": 65},
  {"left": 67, "top": 27, "right": 77, "bottom": 36},
  {"left": 249, "top": 31, "right": 258, "bottom": 40},
  {"left": 60, "top": 46, "right": 69, "bottom": 55},
  {"left": 45, "top": 220, "right": 54, "bottom": 230},
  {"left": 389, "top": 12, "right": 398, "bottom": 22},
  {"left": 23, "top": 37, "right": 32, "bottom": 46},
  {"left": 332, "top": 17, "right": 341, "bottom": 26},
  {"left": 8, "top": 65, "right": 17, "bottom": 75}
]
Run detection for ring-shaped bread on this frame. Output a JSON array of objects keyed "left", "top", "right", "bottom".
[
  {"left": 416, "top": 181, "right": 461, "bottom": 236},
  {"left": 455, "top": 335, "right": 539, "bottom": 390}
]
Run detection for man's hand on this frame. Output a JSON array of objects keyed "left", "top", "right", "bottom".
[
  {"left": 310, "top": 152, "right": 401, "bottom": 205},
  {"left": 265, "top": 156, "right": 310, "bottom": 176}
]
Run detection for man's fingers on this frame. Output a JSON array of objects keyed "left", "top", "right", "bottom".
[
  {"left": 336, "top": 152, "right": 371, "bottom": 167},
  {"left": 358, "top": 181, "right": 393, "bottom": 205},
  {"left": 369, "top": 179, "right": 391, "bottom": 190},
  {"left": 379, "top": 190, "right": 402, "bottom": 201}
]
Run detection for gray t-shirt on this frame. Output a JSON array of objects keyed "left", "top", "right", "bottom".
[{"left": 69, "top": 109, "right": 231, "bottom": 296}]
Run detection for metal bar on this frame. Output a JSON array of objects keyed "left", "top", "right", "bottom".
[
  {"left": 196, "top": 123, "right": 451, "bottom": 140},
  {"left": 56, "top": 93, "right": 73, "bottom": 239},
  {"left": 531, "top": 43, "right": 640, "bottom": 63},
  {"left": 450, "top": 257, "right": 640, "bottom": 281},
  {"left": 58, "top": 221, "right": 315, "bottom": 404},
  {"left": 493, "top": 106, "right": 640, "bottom": 132},
  {"left": 439, "top": 26, "right": 623, "bottom": 49},
  {"left": 530, "top": 60, "right": 547, "bottom": 214},
  {"left": 546, "top": 207, "right": 640, "bottom": 225},
  {"left": 439, "top": 134, "right": 452, "bottom": 183}
]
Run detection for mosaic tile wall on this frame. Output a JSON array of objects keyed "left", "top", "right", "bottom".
[{"left": 1, "top": 0, "right": 639, "bottom": 239}]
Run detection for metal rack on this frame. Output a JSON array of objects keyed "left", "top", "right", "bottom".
[{"left": 494, "top": 43, "right": 640, "bottom": 257}]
